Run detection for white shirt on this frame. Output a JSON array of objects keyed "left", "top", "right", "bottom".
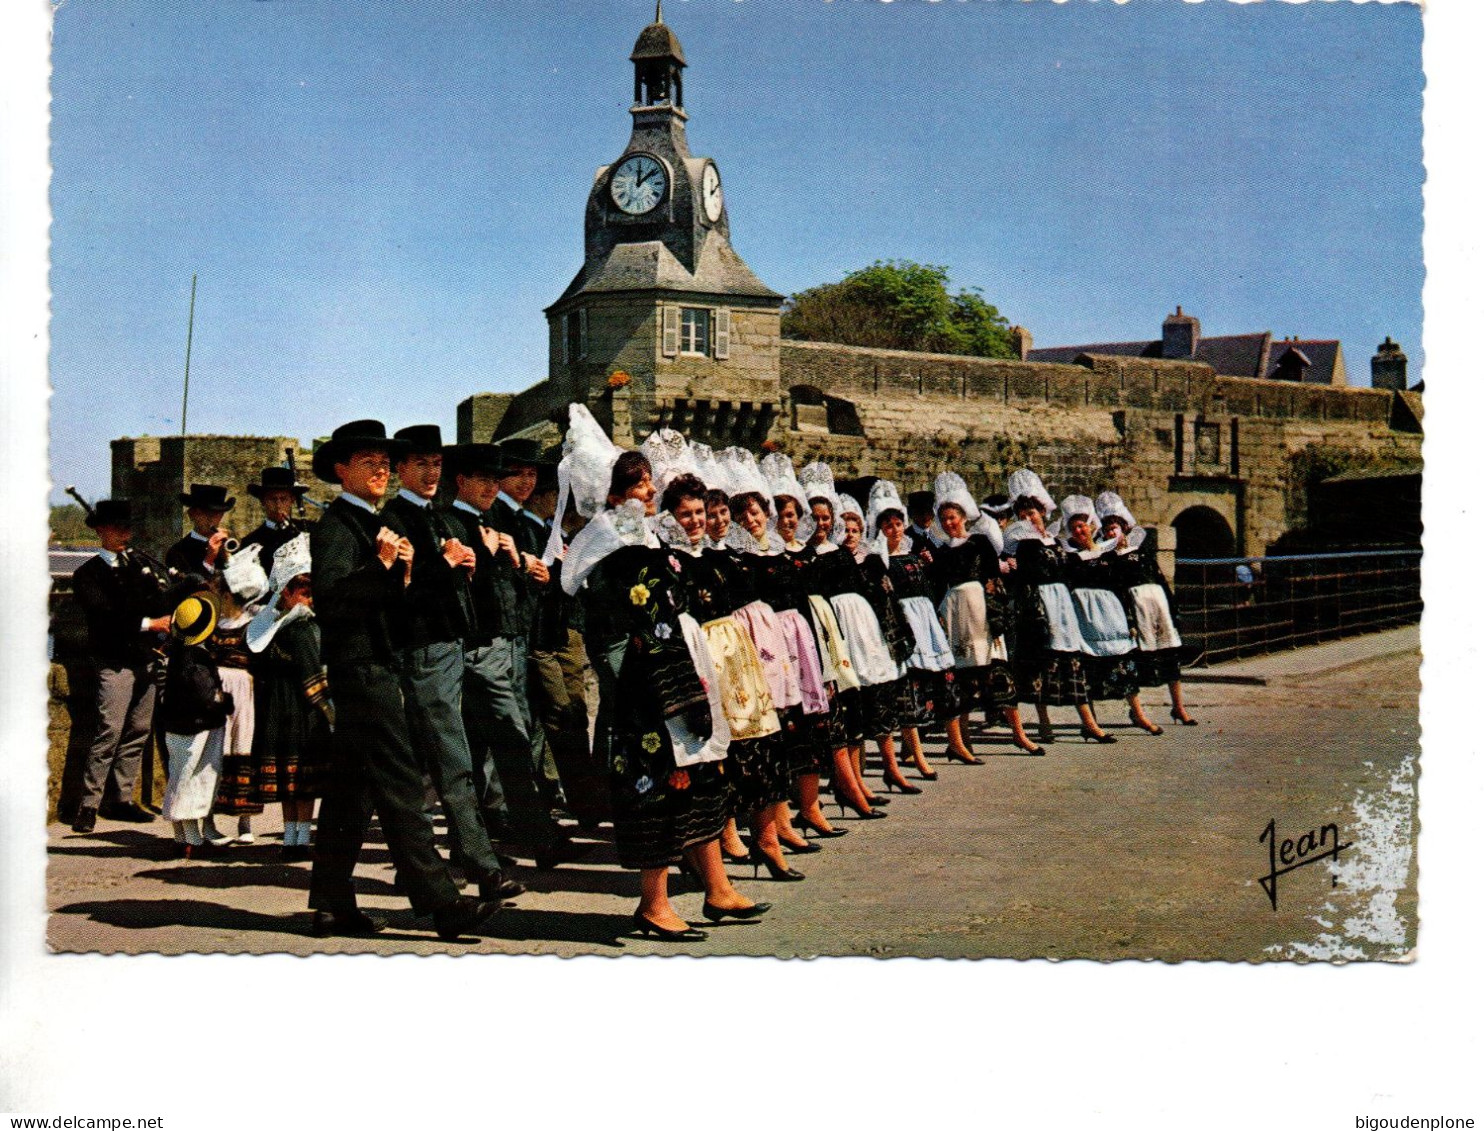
[
  {"left": 397, "top": 487, "right": 431, "bottom": 509},
  {"left": 339, "top": 492, "right": 378, "bottom": 515},
  {"left": 452, "top": 499, "right": 482, "bottom": 517}
]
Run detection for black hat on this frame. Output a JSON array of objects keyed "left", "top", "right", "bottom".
[
  {"left": 981, "top": 492, "right": 1013, "bottom": 517},
  {"left": 444, "top": 443, "right": 504, "bottom": 477},
  {"left": 179, "top": 483, "right": 236, "bottom": 511},
  {"left": 246, "top": 466, "right": 310, "bottom": 500},
  {"left": 311, "top": 419, "right": 410, "bottom": 484},
  {"left": 492, "top": 436, "right": 555, "bottom": 473},
  {"left": 393, "top": 424, "right": 444, "bottom": 455},
  {"left": 85, "top": 498, "right": 133, "bottom": 529},
  {"left": 905, "top": 490, "right": 935, "bottom": 515}
]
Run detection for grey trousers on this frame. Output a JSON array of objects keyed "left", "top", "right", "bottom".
[
  {"left": 80, "top": 664, "right": 156, "bottom": 810},
  {"left": 399, "top": 640, "right": 503, "bottom": 883},
  {"left": 463, "top": 636, "right": 561, "bottom": 852}
]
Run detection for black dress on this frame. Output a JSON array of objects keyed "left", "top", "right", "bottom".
[
  {"left": 1011, "top": 536, "right": 1090, "bottom": 707},
  {"left": 674, "top": 545, "right": 789, "bottom": 813},
  {"left": 735, "top": 547, "right": 830, "bottom": 783},
  {"left": 209, "top": 622, "right": 265, "bottom": 816},
  {"left": 887, "top": 548, "right": 963, "bottom": 725},
  {"left": 1065, "top": 548, "right": 1142, "bottom": 702},
  {"left": 248, "top": 613, "right": 331, "bottom": 803},
  {"left": 928, "top": 536, "right": 1018, "bottom": 711},
  {"left": 582, "top": 542, "right": 730, "bottom": 869},
  {"left": 1101, "top": 543, "right": 1184, "bottom": 687},
  {"left": 809, "top": 545, "right": 913, "bottom": 739}
]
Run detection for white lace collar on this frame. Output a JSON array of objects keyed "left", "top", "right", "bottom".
[{"left": 560, "top": 500, "right": 659, "bottom": 595}]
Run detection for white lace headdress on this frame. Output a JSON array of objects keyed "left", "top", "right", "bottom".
[
  {"left": 1059, "top": 494, "right": 1120, "bottom": 556},
  {"left": 640, "top": 428, "right": 698, "bottom": 494},
  {"left": 798, "top": 460, "right": 846, "bottom": 545},
  {"left": 1094, "top": 491, "right": 1145, "bottom": 550},
  {"left": 221, "top": 542, "right": 269, "bottom": 605},
  {"left": 1006, "top": 468, "right": 1056, "bottom": 516},
  {"left": 866, "top": 479, "right": 906, "bottom": 563},
  {"left": 760, "top": 451, "right": 815, "bottom": 544},
  {"left": 544, "top": 403, "right": 622, "bottom": 565},
  {"left": 717, "top": 446, "right": 770, "bottom": 503},
  {"left": 932, "top": 471, "right": 981, "bottom": 523}
]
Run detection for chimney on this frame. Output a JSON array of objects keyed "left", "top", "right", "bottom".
[
  {"left": 1162, "top": 306, "right": 1200, "bottom": 360},
  {"left": 1370, "top": 336, "right": 1408, "bottom": 391},
  {"left": 1009, "top": 325, "right": 1033, "bottom": 360}
]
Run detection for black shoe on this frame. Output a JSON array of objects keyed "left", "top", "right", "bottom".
[
  {"left": 720, "top": 844, "right": 752, "bottom": 864},
  {"left": 1128, "top": 710, "right": 1164, "bottom": 736},
  {"left": 1080, "top": 727, "right": 1118, "bottom": 744},
  {"left": 1171, "top": 710, "right": 1199, "bottom": 727},
  {"left": 780, "top": 838, "right": 822, "bottom": 855},
  {"left": 478, "top": 872, "right": 526, "bottom": 901},
  {"left": 1012, "top": 743, "right": 1047, "bottom": 757},
  {"left": 98, "top": 801, "right": 155, "bottom": 823},
  {"left": 71, "top": 807, "right": 97, "bottom": 834},
  {"left": 835, "top": 796, "right": 887, "bottom": 820},
  {"left": 793, "top": 816, "right": 849, "bottom": 839},
  {"left": 883, "top": 777, "right": 923, "bottom": 795},
  {"left": 311, "top": 909, "right": 386, "bottom": 938},
  {"left": 702, "top": 900, "right": 772, "bottom": 922},
  {"left": 434, "top": 896, "right": 503, "bottom": 942},
  {"left": 863, "top": 793, "right": 891, "bottom": 806},
  {"left": 746, "top": 843, "right": 806, "bottom": 882},
  {"left": 533, "top": 837, "right": 592, "bottom": 871},
  {"left": 632, "top": 912, "right": 707, "bottom": 941}
]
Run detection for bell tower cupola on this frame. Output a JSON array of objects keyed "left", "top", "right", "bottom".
[
  {"left": 541, "top": 7, "right": 783, "bottom": 447},
  {"left": 632, "top": 2, "right": 686, "bottom": 110}
]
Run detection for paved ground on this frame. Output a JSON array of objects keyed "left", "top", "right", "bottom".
[{"left": 46, "top": 626, "right": 1420, "bottom": 960}]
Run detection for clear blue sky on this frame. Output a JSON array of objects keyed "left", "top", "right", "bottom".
[{"left": 49, "top": 0, "right": 1423, "bottom": 504}]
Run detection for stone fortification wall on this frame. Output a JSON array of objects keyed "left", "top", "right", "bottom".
[{"left": 110, "top": 435, "right": 333, "bottom": 561}]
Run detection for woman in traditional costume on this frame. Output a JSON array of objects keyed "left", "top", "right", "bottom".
[
  {"left": 1002, "top": 469, "right": 1114, "bottom": 743},
  {"left": 1059, "top": 494, "right": 1164, "bottom": 735},
  {"left": 1094, "top": 491, "right": 1197, "bottom": 726},
  {"left": 559, "top": 409, "right": 765, "bottom": 939},
  {"left": 928, "top": 473, "right": 1042, "bottom": 759}
]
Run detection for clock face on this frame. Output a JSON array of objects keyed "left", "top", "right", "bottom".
[
  {"left": 701, "top": 163, "right": 724, "bottom": 223},
  {"left": 610, "top": 154, "right": 667, "bottom": 215}
]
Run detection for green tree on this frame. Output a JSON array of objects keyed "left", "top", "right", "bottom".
[
  {"left": 781, "top": 260, "right": 1016, "bottom": 358},
  {"left": 50, "top": 504, "right": 93, "bottom": 546}
]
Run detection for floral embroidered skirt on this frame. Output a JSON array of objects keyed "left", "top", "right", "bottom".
[
  {"left": 1015, "top": 653, "right": 1088, "bottom": 707},
  {"left": 1083, "top": 653, "right": 1142, "bottom": 701},
  {"left": 609, "top": 742, "right": 730, "bottom": 870}
]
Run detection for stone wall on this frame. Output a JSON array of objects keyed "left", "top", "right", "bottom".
[{"left": 110, "top": 435, "right": 334, "bottom": 561}]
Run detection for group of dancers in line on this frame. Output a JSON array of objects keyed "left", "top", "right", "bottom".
[{"left": 551, "top": 405, "right": 1197, "bottom": 941}]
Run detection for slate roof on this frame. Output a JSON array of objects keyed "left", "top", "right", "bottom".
[
  {"left": 632, "top": 21, "right": 686, "bottom": 64},
  {"left": 551, "top": 235, "right": 782, "bottom": 307},
  {"left": 1028, "top": 331, "right": 1274, "bottom": 378},
  {"left": 1265, "top": 340, "right": 1345, "bottom": 384}
]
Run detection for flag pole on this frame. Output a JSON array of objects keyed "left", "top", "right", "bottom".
[{"left": 180, "top": 273, "right": 197, "bottom": 435}]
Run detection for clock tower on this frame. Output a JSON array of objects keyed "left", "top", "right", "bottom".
[{"left": 544, "top": 4, "right": 783, "bottom": 447}]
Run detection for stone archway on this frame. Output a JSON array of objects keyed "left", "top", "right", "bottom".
[{"left": 1171, "top": 505, "right": 1237, "bottom": 559}]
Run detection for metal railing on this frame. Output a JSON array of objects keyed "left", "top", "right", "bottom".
[{"left": 1172, "top": 549, "right": 1422, "bottom": 665}]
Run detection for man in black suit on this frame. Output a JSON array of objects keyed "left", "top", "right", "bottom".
[
  {"left": 166, "top": 483, "right": 236, "bottom": 578},
  {"left": 383, "top": 425, "right": 522, "bottom": 903},
  {"left": 306, "top": 419, "right": 500, "bottom": 942},
  {"left": 446, "top": 442, "right": 580, "bottom": 869},
  {"left": 238, "top": 466, "right": 310, "bottom": 566},
  {"left": 70, "top": 499, "right": 175, "bottom": 832},
  {"left": 906, "top": 490, "right": 938, "bottom": 555}
]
